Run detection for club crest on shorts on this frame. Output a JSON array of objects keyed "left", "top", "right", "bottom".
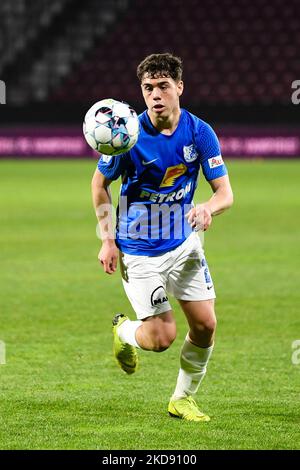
[{"left": 183, "top": 144, "right": 198, "bottom": 163}]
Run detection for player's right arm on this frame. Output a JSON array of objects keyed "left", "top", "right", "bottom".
[{"left": 91, "top": 168, "right": 119, "bottom": 275}]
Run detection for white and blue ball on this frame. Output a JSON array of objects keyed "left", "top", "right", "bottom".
[{"left": 83, "top": 98, "right": 139, "bottom": 156}]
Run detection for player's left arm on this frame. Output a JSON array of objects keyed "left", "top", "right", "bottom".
[
  {"left": 187, "top": 121, "right": 233, "bottom": 231},
  {"left": 187, "top": 175, "right": 233, "bottom": 231},
  {"left": 205, "top": 174, "right": 234, "bottom": 216}
]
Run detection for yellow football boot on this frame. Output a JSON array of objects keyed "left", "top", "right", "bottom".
[
  {"left": 112, "top": 314, "right": 138, "bottom": 374},
  {"left": 168, "top": 396, "right": 210, "bottom": 422}
]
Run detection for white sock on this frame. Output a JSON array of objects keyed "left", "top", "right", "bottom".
[
  {"left": 117, "top": 319, "right": 142, "bottom": 348},
  {"left": 172, "top": 335, "right": 214, "bottom": 399}
]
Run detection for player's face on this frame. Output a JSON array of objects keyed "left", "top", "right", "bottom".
[{"left": 141, "top": 74, "right": 183, "bottom": 119}]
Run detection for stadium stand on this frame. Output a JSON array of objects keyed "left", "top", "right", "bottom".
[
  {"left": 0, "top": 0, "right": 299, "bottom": 124},
  {"left": 51, "top": 0, "right": 299, "bottom": 106},
  {"left": 1, "top": 0, "right": 129, "bottom": 104},
  {"left": 0, "top": 0, "right": 69, "bottom": 73}
]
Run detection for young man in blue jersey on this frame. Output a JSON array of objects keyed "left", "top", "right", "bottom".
[{"left": 92, "top": 53, "right": 233, "bottom": 422}]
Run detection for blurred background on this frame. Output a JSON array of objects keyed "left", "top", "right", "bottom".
[{"left": 0, "top": 0, "right": 299, "bottom": 157}]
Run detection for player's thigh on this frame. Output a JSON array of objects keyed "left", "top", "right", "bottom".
[
  {"left": 167, "top": 232, "right": 216, "bottom": 302},
  {"left": 120, "top": 252, "right": 171, "bottom": 320}
]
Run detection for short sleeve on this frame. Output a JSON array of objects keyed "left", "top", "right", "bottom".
[
  {"left": 196, "top": 122, "right": 228, "bottom": 181},
  {"left": 97, "top": 153, "right": 130, "bottom": 180}
]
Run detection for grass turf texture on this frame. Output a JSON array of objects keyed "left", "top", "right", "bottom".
[{"left": 0, "top": 159, "right": 299, "bottom": 450}]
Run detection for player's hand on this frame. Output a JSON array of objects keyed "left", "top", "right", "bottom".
[
  {"left": 186, "top": 204, "right": 212, "bottom": 232},
  {"left": 98, "top": 241, "right": 119, "bottom": 274}
]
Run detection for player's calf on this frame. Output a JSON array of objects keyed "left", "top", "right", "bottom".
[
  {"left": 150, "top": 333, "right": 176, "bottom": 352},
  {"left": 135, "top": 312, "right": 176, "bottom": 352}
]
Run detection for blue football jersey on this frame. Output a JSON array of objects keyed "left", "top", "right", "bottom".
[{"left": 97, "top": 109, "right": 227, "bottom": 256}]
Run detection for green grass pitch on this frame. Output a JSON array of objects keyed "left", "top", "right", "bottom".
[{"left": 0, "top": 159, "right": 299, "bottom": 450}]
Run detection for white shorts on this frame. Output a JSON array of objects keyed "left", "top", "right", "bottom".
[{"left": 119, "top": 232, "right": 216, "bottom": 320}]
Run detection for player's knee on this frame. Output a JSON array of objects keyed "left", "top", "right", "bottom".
[
  {"left": 192, "top": 315, "right": 217, "bottom": 338},
  {"left": 203, "top": 316, "right": 217, "bottom": 335}
]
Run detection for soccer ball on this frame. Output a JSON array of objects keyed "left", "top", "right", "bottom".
[{"left": 83, "top": 98, "right": 139, "bottom": 156}]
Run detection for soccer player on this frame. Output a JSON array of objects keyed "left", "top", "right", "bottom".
[{"left": 91, "top": 53, "right": 233, "bottom": 422}]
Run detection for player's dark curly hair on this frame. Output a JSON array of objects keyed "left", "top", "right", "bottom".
[{"left": 137, "top": 53, "right": 183, "bottom": 82}]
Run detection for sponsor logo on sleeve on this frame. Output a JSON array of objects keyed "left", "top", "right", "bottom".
[{"left": 208, "top": 155, "right": 224, "bottom": 168}]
